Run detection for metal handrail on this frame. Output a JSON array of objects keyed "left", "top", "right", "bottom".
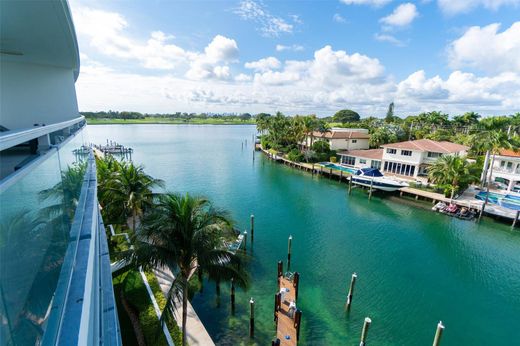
[{"left": 0, "top": 115, "right": 85, "bottom": 151}]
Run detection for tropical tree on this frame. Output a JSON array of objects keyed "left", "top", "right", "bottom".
[
  {"left": 103, "top": 161, "right": 164, "bottom": 231},
  {"left": 333, "top": 109, "right": 360, "bottom": 123},
  {"left": 385, "top": 102, "right": 395, "bottom": 123},
  {"left": 369, "top": 127, "right": 397, "bottom": 148},
  {"left": 126, "top": 193, "right": 249, "bottom": 346},
  {"left": 428, "top": 155, "right": 479, "bottom": 199}
]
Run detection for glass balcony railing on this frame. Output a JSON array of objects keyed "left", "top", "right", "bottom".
[{"left": 0, "top": 126, "right": 120, "bottom": 345}]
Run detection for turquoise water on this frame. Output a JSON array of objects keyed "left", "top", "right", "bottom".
[
  {"left": 320, "top": 162, "right": 357, "bottom": 174},
  {"left": 88, "top": 125, "right": 520, "bottom": 345},
  {"left": 475, "top": 191, "right": 520, "bottom": 211}
]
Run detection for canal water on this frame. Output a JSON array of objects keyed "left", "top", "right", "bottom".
[{"left": 88, "top": 124, "right": 520, "bottom": 345}]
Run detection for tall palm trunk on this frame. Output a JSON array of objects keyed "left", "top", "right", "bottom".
[
  {"left": 132, "top": 208, "right": 137, "bottom": 232},
  {"left": 479, "top": 153, "right": 496, "bottom": 221},
  {"left": 480, "top": 150, "right": 490, "bottom": 188},
  {"left": 182, "top": 276, "right": 188, "bottom": 346}
]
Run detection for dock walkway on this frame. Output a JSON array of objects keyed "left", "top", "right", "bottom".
[{"left": 276, "top": 277, "right": 298, "bottom": 346}]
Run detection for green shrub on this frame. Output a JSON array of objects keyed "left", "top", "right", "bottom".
[
  {"left": 287, "top": 149, "right": 304, "bottom": 162},
  {"left": 330, "top": 156, "right": 337, "bottom": 163},
  {"left": 260, "top": 137, "right": 271, "bottom": 149},
  {"left": 312, "top": 140, "right": 330, "bottom": 153}
]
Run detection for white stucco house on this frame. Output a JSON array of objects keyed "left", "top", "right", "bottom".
[
  {"left": 338, "top": 139, "right": 468, "bottom": 181},
  {"left": 303, "top": 128, "right": 370, "bottom": 151},
  {"left": 487, "top": 149, "right": 520, "bottom": 193}
]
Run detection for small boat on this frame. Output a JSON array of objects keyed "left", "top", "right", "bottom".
[
  {"left": 350, "top": 168, "right": 409, "bottom": 192},
  {"left": 226, "top": 232, "right": 244, "bottom": 254}
]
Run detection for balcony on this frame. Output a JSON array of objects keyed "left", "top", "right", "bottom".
[{"left": 0, "top": 128, "right": 121, "bottom": 345}]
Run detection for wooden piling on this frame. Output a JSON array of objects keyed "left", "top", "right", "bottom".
[
  {"left": 251, "top": 214, "right": 255, "bottom": 240},
  {"left": 244, "top": 231, "right": 248, "bottom": 251},
  {"left": 340, "top": 170, "right": 343, "bottom": 181},
  {"left": 513, "top": 210, "right": 520, "bottom": 228},
  {"left": 293, "top": 272, "right": 300, "bottom": 300},
  {"left": 330, "top": 168, "right": 333, "bottom": 179},
  {"left": 294, "top": 309, "right": 302, "bottom": 341},
  {"left": 432, "top": 321, "right": 444, "bottom": 346},
  {"left": 360, "top": 317, "right": 372, "bottom": 346},
  {"left": 249, "top": 297, "right": 255, "bottom": 337},
  {"left": 277, "top": 260, "right": 283, "bottom": 278},
  {"left": 368, "top": 179, "right": 374, "bottom": 200},
  {"left": 348, "top": 176, "right": 353, "bottom": 195},
  {"left": 272, "top": 339, "right": 281, "bottom": 346},
  {"left": 274, "top": 292, "right": 281, "bottom": 322},
  {"left": 312, "top": 163, "right": 315, "bottom": 176},
  {"left": 346, "top": 272, "right": 357, "bottom": 310},
  {"left": 287, "top": 235, "right": 293, "bottom": 270},
  {"left": 231, "top": 278, "right": 235, "bottom": 312}
]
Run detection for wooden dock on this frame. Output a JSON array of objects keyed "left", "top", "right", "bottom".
[{"left": 276, "top": 277, "right": 298, "bottom": 345}]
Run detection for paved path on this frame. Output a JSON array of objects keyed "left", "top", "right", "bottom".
[{"left": 153, "top": 266, "right": 215, "bottom": 346}]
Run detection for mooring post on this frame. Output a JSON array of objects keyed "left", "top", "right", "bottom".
[
  {"left": 369, "top": 178, "right": 374, "bottom": 200},
  {"left": 251, "top": 214, "right": 255, "bottom": 240},
  {"left": 294, "top": 309, "right": 302, "bottom": 341},
  {"left": 272, "top": 338, "right": 281, "bottom": 346},
  {"left": 312, "top": 163, "right": 315, "bottom": 176},
  {"left": 340, "top": 170, "right": 343, "bottom": 181},
  {"left": 231, "top": 278, "right": 235, "bottom": 313},
  {"left": 244, "top": 230, "right": 248, "bottom": 251},
  {"left": 360, "top": 317, "right": 372, "bottom": 346},
  {"left": 432, "top": 321, "right": 444, "bottom": 346},
  {"left": 274, "top": 292, "right": 281, "bottom": 323},
  {"left": 293, "top": 272, "right": 300, "bottom": 300},
  {"left": 277, "top": 260, "right": 283, "bottom": 280},
  {"left": 287, "top": 235, "right": 293, "bottom": 271},
  {"left": 249, "top": 297, "right": 255, "bottom": 338},
  {"left": 330, "top": 168, "right": 333, "bottom": 179},
  {"left": 513, "top": 210, "right": 520, "bottom": 228},
  {"left": 346, "top": 272, "right": 357, "bottom": 310},
  {"left": 349, "top": 176, "right": 353, "bottom": 195}
]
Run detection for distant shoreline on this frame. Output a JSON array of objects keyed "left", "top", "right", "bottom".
[{"left": 86, "top": 118, "right": 256, "bottom": 125}]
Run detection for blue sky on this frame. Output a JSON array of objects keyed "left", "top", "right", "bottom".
[{"left": 70, "top": 0, "right": 520, "bottom": 117}]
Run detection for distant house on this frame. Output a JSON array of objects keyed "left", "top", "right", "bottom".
[
  {"left": 338, "top": 139, "right": 468, "bottom": 181},
  {"left": 303, "top": 128, "right": 370, "bottom": 151},
  {"left": 487, "top": 149, "right": 520, "bottom": 193}
]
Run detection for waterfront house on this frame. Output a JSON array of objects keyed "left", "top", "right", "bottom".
[
  {"left": 487, "top": 149, "right": 520, "bottom": 193},
  {"left": 0, "top": 1, "right": 120, "bottom": 344},
  {"left": 338, "top": 139, "right": 468, "bottom": 181},
  {"left": 303, "top": 128, "right": 370, "bottom": 151}
]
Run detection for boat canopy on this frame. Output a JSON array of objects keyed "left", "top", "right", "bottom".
[{"left": 356, "top": 167, "right": 384, "bottom": 177}]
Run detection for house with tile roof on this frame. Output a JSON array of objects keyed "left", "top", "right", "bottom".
[
  {"left": 338, "top": 139, "right": 469, "bottom": 181},
  {"left": 488, "top": 149, "right": 520, "bottom": 193},
  {"left": 303, "top": 128, "right": 370, "bottom": 151}
]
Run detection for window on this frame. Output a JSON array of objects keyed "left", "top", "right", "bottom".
[
  {"left": 386, "top": 148, "right": 397, "bottom": 154},
  {"left": 352, "top": 140, "right": 357, "bottom": 143},
  {"left": 341, "top": 155, "right": 355, "bottom": 166},
  {"left": 507, "top": 162, "right": 513, "bottom": 170},
  {"left": 427, "top": 152, "right": 442, "bottom": 158},
  {"left": 371, "top": 160, "right": 381, "bottom": 170},
  {"left": 500, "top": 161, "right": 506, "bottom": 167},
  {"left": 401, "top": 150, "right": 412, "bottom": 156},
  {"left": 383, "top": 161, "right": 416, "bottom": 177}
]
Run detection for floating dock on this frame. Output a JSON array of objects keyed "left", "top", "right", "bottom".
[{"left": 273, "top": 262, "right": 301, "bottom": 346}]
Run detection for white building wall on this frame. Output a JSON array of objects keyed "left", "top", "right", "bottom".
[
  {"left": 0, "top": 61, "right": 79, "bottom": 130},
  {"left": 382, "top": 148, "right": 423, "bottom": 165},
  {"left": 329, "top": 138, "right": 369, "bottom": 151}
]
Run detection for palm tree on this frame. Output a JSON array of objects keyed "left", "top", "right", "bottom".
[
  {"left": 472, "top": 130, "right": 515, "bottom": 220},
  {"left": 428, "top": 155, "right": 478, "bottom": 199},
  {"left": 126, "top": 193, "right": 249, "bottom": 346},
  {"left": 104, "top": 161, "right": 164, "bottom": 231}
]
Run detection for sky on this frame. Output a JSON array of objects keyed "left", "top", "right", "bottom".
[{"left": 70, "top": 0, "right": 520, "bottom": 117}]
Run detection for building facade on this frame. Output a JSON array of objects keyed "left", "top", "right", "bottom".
[
  {"left": 338, "top": 139, "right": 468, "bottom": 181},
  {"left": 488, "top": 149, "right": 520, "bottom": 193},
  {"left": 304, "top": 128, "right": 370, "bottom": 151},
  {"left": 0, "top": 1, "right": 121, "bottom": 345}
]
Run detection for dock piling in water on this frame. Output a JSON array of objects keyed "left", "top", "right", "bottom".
[
  {"left": 369, "top": 179, "right": 374, "bottom": 200},
  {"left": 244, "top": 230, "right": 248, "bottom": 251},
  {"left": 294, "top": 272, "right": 300, "bottom": 300},
  {"left": 346, "top": 272, "right": 357, "bottom": 310},
  {"left": 432, "top": 321, "right": 444, "bottom": 346},
  {"left": 230, "top": 278, "right": 235, "bottom": 313},
  {"left": 251, "top": 214, "right": 255, "bottom": 240},
  {"left": 249, "top": 297, "right": 255, "bottom": 337},
  {"left": 360, "top": 317, "right": 372, "bottom": 346},
  {"left": 287, "top": 235, "right": 293, "bottom": 270},
  {"left": 513, "top": 210, "right": 520, "bottom": 228}
]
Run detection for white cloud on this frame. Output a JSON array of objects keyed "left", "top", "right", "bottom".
[
  {"left": 380, "top": 3, "right": 418, "bottom": 27},
  {"left": 438, "top": 0, "right": 520, "bottom": 15},
  {"left": 235, "top": 73, "right": 253, "bottom": 82},
  {"left": 203, "top": 35, "right": 239, "bottom": 63},
  {"left": 448, "top": 22, "right": 520, "bottom": 74},
  {"left": 72, "top": 6, "right": 190, "bottom": 70},
  {"left": 340, "top": 0, "right": 392, "bottom": 6},
  {"left": 333, "top": 13, "right": 347, "bottom": 23},
  {"left": 374, "top": 33, "right": 405, "bottom": 46},
  {"left": 245, "top": 57, "right": 281, "bottom": 72},
  {"left": 234, "top": 0, "right": 294, "bottom": 36},
  {"left": 275, "top": 44, "right": 304, "bottom": 52}
]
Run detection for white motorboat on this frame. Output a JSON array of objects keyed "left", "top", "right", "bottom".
[{"left": 350, "top": 168, "right": 409, "bottom": 192}]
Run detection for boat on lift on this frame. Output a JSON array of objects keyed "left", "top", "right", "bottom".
[{"left": 350, "top": 168, "right": 409, "bottom": 192}]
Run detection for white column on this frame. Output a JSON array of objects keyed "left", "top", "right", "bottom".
[
  {"left": 37, "top": 134, "right": 51, "bottom": 153},
  {"left": 508, "top": 179, "right": 515, "bottom": 192}
]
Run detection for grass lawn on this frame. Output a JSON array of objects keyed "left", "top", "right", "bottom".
[{"left": 86, "top": 117, "right": 255, "bottom": 125}]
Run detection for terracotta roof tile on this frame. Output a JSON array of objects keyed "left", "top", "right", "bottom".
[
  {"left": 311, "top": 131, "right": 370, "bottom": 139},
  {"left": 381, "top": 139, "right": 468, "bottom": 153},
  {"left": 337, "top": 149, "right": 383, "bottom": 160},
  {"left": 499, "top": 149, "right": 520, "bottom": 157}
]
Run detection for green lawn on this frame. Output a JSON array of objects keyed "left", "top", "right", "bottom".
[{"left": 86, "top": 117, "right": 255, "bottom": 125}]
